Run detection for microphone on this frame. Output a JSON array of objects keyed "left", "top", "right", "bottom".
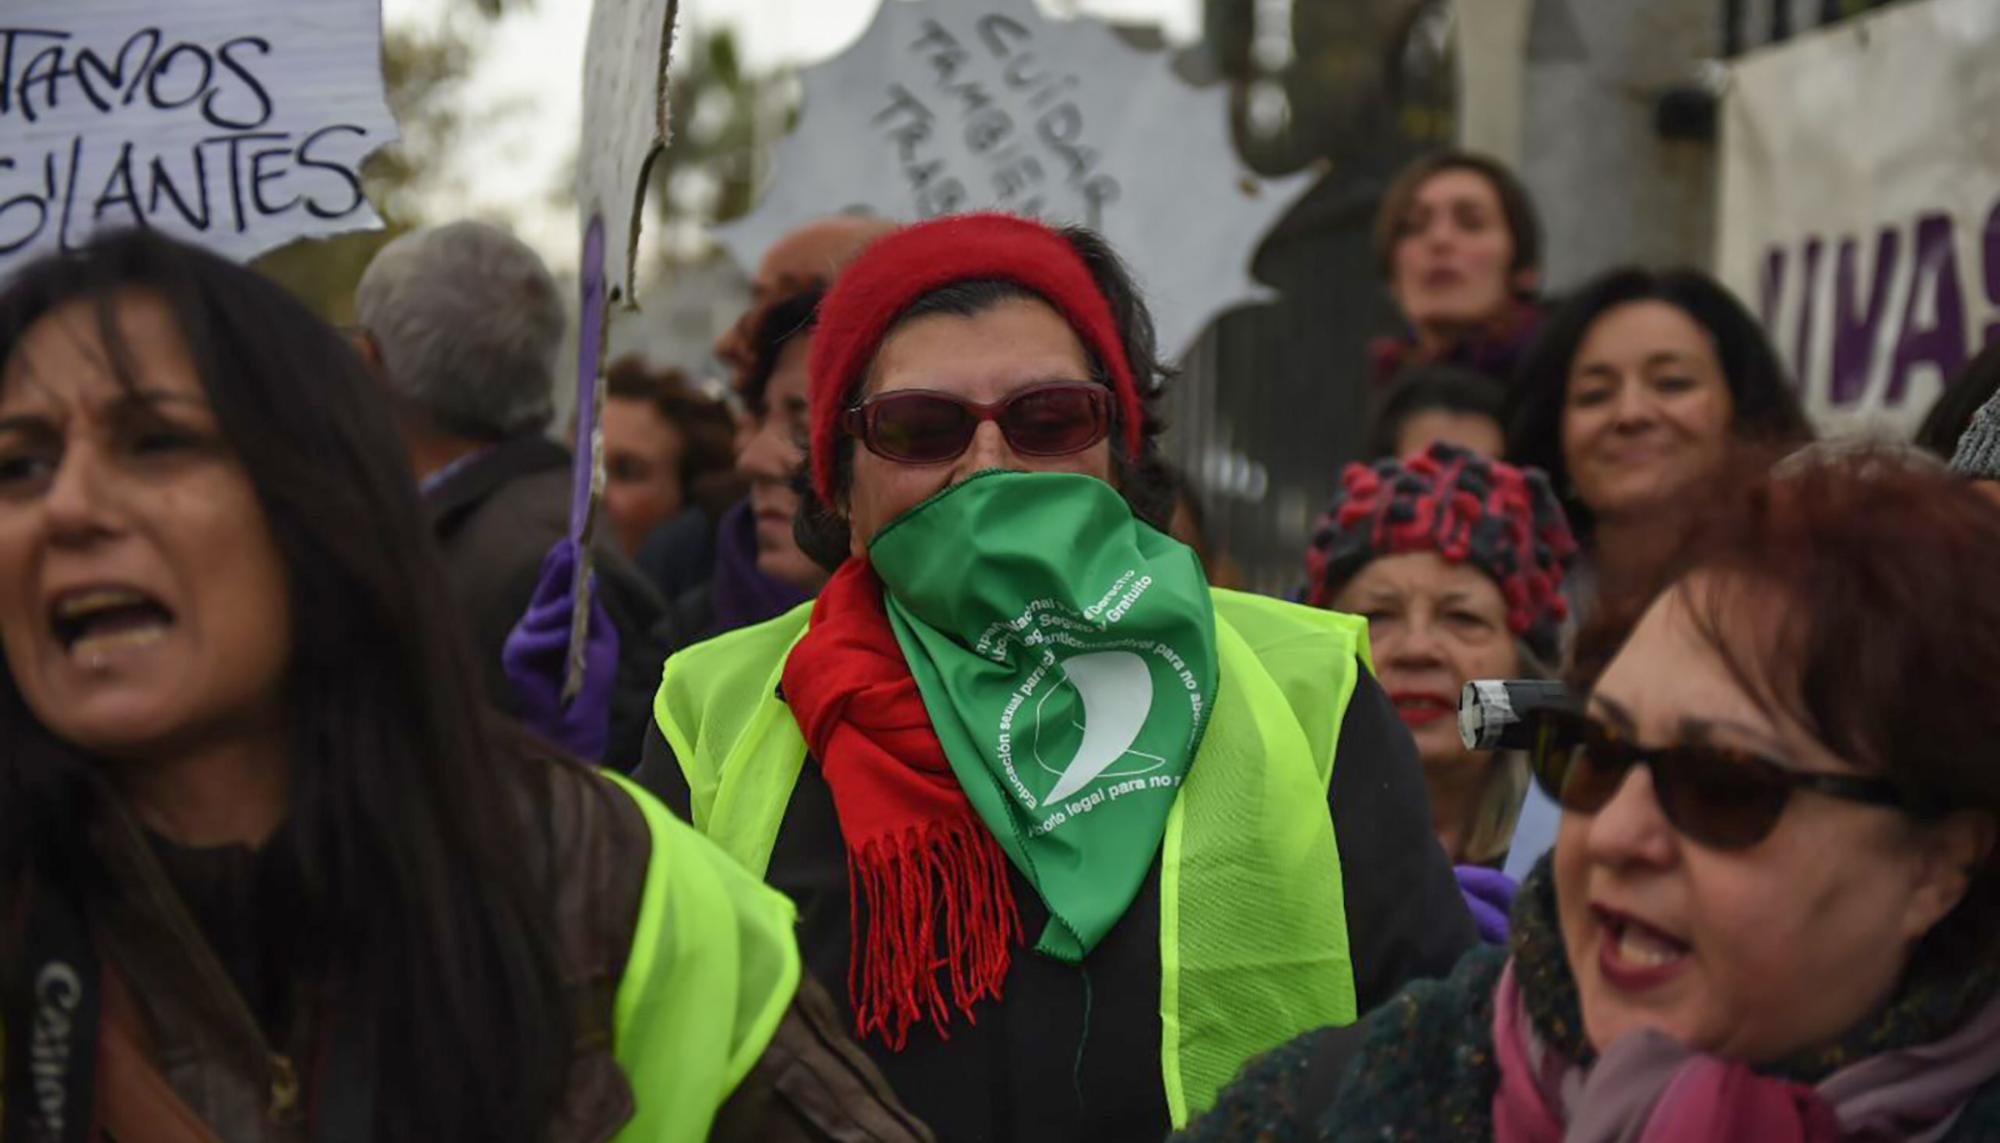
[{"left": 1458, "top": 679, "right": 1575, "bottom": 751}]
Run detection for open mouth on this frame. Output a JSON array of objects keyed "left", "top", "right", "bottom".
[
  {"left": 49, "top": 587, "right": 176, "bottom": 657},
  {"left": 1592, "top": 904, "right": 1690, "bottom": 982}
]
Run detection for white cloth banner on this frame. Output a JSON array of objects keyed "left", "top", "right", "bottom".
[
  {"left": 1717, "top": 0, "right": 2000, "bottom": 438},
  {"left": 0, "top": 0, "right": 397, "bottom": 273}
]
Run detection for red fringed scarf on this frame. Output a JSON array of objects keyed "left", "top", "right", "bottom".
[{"left": 780, "top": 558, "right": 1024, "bottom": 1049}]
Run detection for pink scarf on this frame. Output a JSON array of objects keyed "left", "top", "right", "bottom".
[{"left": 1490, "top": 960, "right": 2000, "bottom": 1143}]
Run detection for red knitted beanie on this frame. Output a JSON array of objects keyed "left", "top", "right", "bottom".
[{"left": 807, "top": 212, "right": 1145, "bottom": 504}]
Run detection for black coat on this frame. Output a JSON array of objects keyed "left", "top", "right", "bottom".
[
  {"left": 426, "top": 434, "right": 668, "bottom": 769},
  {"left": 635, "top": 662, "right": 1475, "bottom": 1143}
]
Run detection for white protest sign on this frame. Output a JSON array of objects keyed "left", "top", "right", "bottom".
[
  {"left": 1717, "top": 0, "right": 2000, "bottom": 438},
  {"left": 0, "top": 1, "right": 398, "bottom": 273},
  {"left": 578, "top": 0, "right": 678, "bottom": 308},
  {"left": 715, "top": 0, "right": 1315, "bottom": 362},
  {"left": 564, "top": 0, "right": 676, "bottom": 700}
]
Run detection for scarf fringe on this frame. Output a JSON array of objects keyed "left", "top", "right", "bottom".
[{"left": 847, "top": 818, "right": 1024, "bottom": 1050}]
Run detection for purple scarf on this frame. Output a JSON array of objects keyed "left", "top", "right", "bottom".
[
  {"left": 1491, "top": 960, "right": 2000, "bottom": 1143},
  {"left": 709, "top": 499, "right": 813, "bottom": 634}
]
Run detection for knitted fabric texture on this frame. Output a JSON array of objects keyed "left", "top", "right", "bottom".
[
  {"left": 1305, "top": 442, "right": 1578, "bottom": 662},
  {"left": 1949, "top": 389, "right": 2000, "bottom": 481},
  {"left": 805, "top": 212, "right": 1144, "bottom": 503}
]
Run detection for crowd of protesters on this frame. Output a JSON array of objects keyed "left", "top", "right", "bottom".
[{"left": 2, "top": 143, "right": 1998, "bottom": 1143}]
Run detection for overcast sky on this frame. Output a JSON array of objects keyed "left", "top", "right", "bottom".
[{"left": 379, "top": 0, "right": 1202, "bottom": 270}]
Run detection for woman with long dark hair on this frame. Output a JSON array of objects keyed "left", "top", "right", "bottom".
[
  {"left": 0, "top": 231, "right": 928, "bottom": 1142},
  {"left": 1506, "top": 267, "right": 1813, "bottom": 632}
]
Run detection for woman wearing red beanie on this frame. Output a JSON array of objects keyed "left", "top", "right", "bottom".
[{"left": 641, "top": 213, "right": 1474, "bottom": 1141}]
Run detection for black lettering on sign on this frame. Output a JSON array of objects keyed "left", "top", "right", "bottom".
[
  {"left": 209, "top": 37, "right": 274, "bottom": 130},
  {"left": 0, "top": 29, "right": 68, "bottom": 117},
  {"left": 911, "top": 20, "right": 969, "bottom": 85},
  {"left": 0, "top": 25, "right": 279, "bottom": 131},
  {"left": 211, "top": 130, "right": 286, "bottom": 233},
  {"left": 889, "top": 11, "right": 1119, "bottom": 231},
  {"left": 146, "top": 42, "right": 213, "bottom": 112},
  {"left": 71, "top": 28, "right": 162, "bottom": 113},
  {"left": 92, "top": 140, "right": 143, "bottom": 225},
  {"left": 148, "top": 149, "right": 211, "bottom": 230},
  {"left": 1082, "top": 175, "right": 1120, "bottom": 230},
  {"left": 19, "top": 42, "right": 71, "bottom": 123},
  {"left": 0, "top": 123, "right": 374, "bottom": 257},
  {"left": 0, "top": 155, "right": 51, "bottom": 254},
  {"left": 965, "top": 107, "right": 1013, "bottom": 154},
  {"left": 248, "top": 140, "right": 299, "bottom": 217},
  {"left": 874, "top": 84, "right": 935, "bottom": 162},
  {"left": 54, "top": 136, "right": 84, "bottom": 252},
  {"left": 976, "top": 14, "right": 1030, "bottom": 58},
  {"left": 297, "top": 124, "right": 367, "bottom": 220}
]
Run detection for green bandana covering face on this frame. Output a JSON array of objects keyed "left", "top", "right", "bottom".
[{"left": 868, "top": 469, "right": 1218, "bottom": 962}]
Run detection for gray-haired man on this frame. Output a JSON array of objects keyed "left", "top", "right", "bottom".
[{"left": 354, "top": 221, "right": 665, "bottom": 767}]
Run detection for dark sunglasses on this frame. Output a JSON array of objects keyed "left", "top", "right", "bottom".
[
  {"left": 842, "top": 382, "right": 1110, "bottom": 466},
  {"left": 1525, "top": 708, "right": 1934, "bottom": 850}
]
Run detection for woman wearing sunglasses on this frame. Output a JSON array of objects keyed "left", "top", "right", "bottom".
[
  {"left": 1182, "top": 452, "right": 2000, "bottom": 1141},
  {"left": 644, "top": 213, "right": 1476, "bottom": 1141}
]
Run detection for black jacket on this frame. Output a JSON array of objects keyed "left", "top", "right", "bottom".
[
  {"left": 426, "top": 434, "right": 668, "bottom": 769},
  {"left": 634, "top": 661, "right": 1475, "bottom": 1143}
]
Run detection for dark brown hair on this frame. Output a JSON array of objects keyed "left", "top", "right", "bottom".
[
  {"left": 1506, "top": 266, "right": 1814, "bottom": 542},
  {"left": 0, "top": 230, "right": 571, "bottom": 1138},
  {"left": 1373, "top": 150, "right": 1543, "bottom": 285},
  {"left": 604, "top": 357, "right": 735, "bottom": 490},
  {"left": 1571, "top": 450, "right": 2000, "bottom": 968}
]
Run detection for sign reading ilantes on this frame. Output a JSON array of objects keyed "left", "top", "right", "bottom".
[{"left": 0, "top": 1, "right": 398, "bottom": 270}]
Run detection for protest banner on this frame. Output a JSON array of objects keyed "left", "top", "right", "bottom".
[
  {"left": 0, "top": 0, "right": 397, "bottom": 274},
  {"left": 566, "top": 0, "right": 677, "bottom": 700},
  {"left": 715, "top": 0, "right": 1315, "bottom": 362},
  {"left": 1717, "top": 0, "right": 2000, "bottom": 438}
]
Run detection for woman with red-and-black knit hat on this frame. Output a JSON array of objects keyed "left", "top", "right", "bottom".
[
  {"left": 636, "top": 212, "right": 1474, "bottom": 1142},
  {"left": 1306, "top": 442, "right": 1576, "bottom": 873}
]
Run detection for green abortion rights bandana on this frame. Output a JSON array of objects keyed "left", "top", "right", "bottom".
[{"left": 869, "top": 470, "right": 1218, "bottom": 962}]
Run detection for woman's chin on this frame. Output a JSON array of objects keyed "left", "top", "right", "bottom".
[{"left": 38, "top": 688, "right": 205, "bottom": 761}]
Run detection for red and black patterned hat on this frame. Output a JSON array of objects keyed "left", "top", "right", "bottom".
[{"left": 1306, "top": 442, "right": 1578, "bottom": 662}]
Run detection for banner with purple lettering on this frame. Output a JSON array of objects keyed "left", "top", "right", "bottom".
[
  {"left": 0, "top": 0, "right": 397, "bottom": 273},
  {"left": 1718, "top": 0, "right": 2000, "bottom": 437}
]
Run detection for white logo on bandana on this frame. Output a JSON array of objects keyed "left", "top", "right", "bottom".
[{"left": 1036, "top": 651, "right": 1162, "bottom": 802}]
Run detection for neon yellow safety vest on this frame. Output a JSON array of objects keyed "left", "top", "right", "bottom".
[
  {"left": 599, "top": 769, "right": 802, "bottom": 1142},
  {"left": 653, "top": 589, "right": 1369, "bottom": 1125},
  {"left": 0, "top": 773, "right": 798, "bottom": 1143}
]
